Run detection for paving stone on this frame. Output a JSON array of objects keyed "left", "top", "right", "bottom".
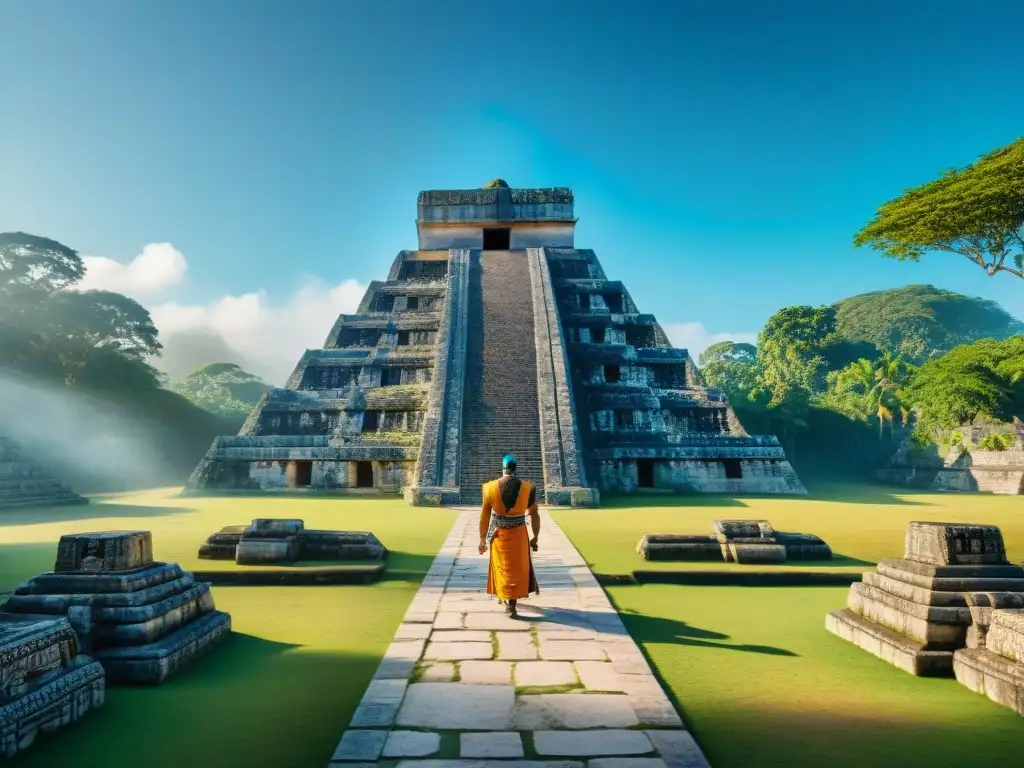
[
  {"left": 459, "top": 660, "right": 513, "bottom": 684},
  {"left": 513, "top": 693, "right": 640, "bottom": 729},
  {"left": 534, "top": 730, "right": 653, "bottom": 756},
  {"left": 466, "top": 613, "right": 531, "bottom": 631},
  {"left": 575, "top": 662, "right": 624, "bottom": 692},
  {"left": 424, "top": 641, "right": 494, "bottom": 660},
  {"left": 382, "top": 731, "right": 442, "bottom": 758},
  {"left": 589, "top": 760, "right": 668, "bottom": 768},
  {"left": 498, "top": 631, "right": 539, "bottom": 660},
  {"left": 375, "top": 657, "right": 418, "bottom": 679},
  {"left": 396, "top": 682, "right": 515, "bottom": 730},
  {"left": 360, "top": 678, "right": 408, "bottom": 703},
  {"left": 628, "top": 694, "right": 684, "bottom": 728},
  {"left": 387, "top": 639, "right": 427, "bottom": 660},
  {"left": 434, "top": 612, "right": 464, "bottom": 629},
  {"left": 350, "top": 700, "right": 399, "bottom": 727},
  {"left": 419, "top": 661, "right": 456, "bottom": 682},
  {"left": 331, "top": 729, "right": 387, "bottom": 762},
  {"left": 539, "top": 639, "right": 608, "bottom": 661},
  {"left": 645, "top": 731, "right": 710, "bottom": 768},
  {"left": 396, "top": 623, "right": 434, "bottom": 640},
  {"left": 431, "top": 630, "right": 493, "bottom": 642},
  {"left": 460, "top": 731, "right": 524, "bottom": 758},
  {"left": 515, "top": 661, "right": 577, "bottom": 687}
]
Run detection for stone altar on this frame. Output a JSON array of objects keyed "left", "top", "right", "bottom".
[
  {"left": 1, "top": 531, "right": 231, "bottom": 684},
  {"left": 0, "top": 614, "right": 105, "bottom": 758},
  {"left": 183, "top": 183, "right": 803, "bottom": 505},
  {"left": 826, "top": 522, "right": 1024, "bottom": 675},
  {"left": 638, "top": 519, "right": 832, "bottom": 564},
  {"left": 954, "top": 608, "right": 1024, "bottom": 715},
  {"left": 198, "top": 518, "right": 387, "bottom": 564}
]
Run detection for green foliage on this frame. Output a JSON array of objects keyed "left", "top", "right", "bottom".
[
  {"left": 906, "top": 336, "right": 1024, "bottom": 440},
  {"left": 753, "top": 305, "right": 878, "bottom": 412},
  {"left": 0, "top": 231, "right": 233, "bottom": 486},
  {"left": 854, "top": 138, "right": 1024, "bottom": 279},
  {"left": 977, "top": 432, "right": 1018, "bottom": 451},
  {"left": 170, "top": 363, "right": 270, "bottom": 419},
  {"left": 819, "top": 353, "right": 916, "bottom": 438},
  {"left": 834, "top": 284, "right": 1023, "bottom": 363},
  {"left": 482, "top": 179, "right": 509, "bottom": 188},
  {"left": 697, "top": 341, "right": 758, "bottom": 402}
]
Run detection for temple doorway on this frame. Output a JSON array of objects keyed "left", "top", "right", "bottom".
[
  {"left": 723, "top": 459, "right": 743, "bottom": 479},
  {"left": 483, "top": 227, "right": 511, "bottom": 250},
  {"left": 287, "top": 460, "right": 313, "bottom": 488},
  {"left": 637, "top": 459, "right": 655, "bottom": 488},
  {"left": 355, "top": 461, "right": 374, "bottom": 488}
]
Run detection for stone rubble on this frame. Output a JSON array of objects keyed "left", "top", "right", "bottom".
[{"left": 328, "top": 510, "right": 710, "bottom": 767}]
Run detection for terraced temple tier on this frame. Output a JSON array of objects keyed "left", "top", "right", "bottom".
[
  {"left": 826, "top": 522, "right": 1024, "bottom": 676},
  {"left": 2, "top": 531, "right": 231, "bottom": 684},
  {"left": 0, "top": 614, "right": 105, "bottom": 758},
  {"left": 955, "top": 608, "right": 1024, "bottom": 716},
  {"left": 198, "top": 519, "right": 387, "bottom": 564},
  {"left": 638, "top": 518, "right": 832, "bottom": 563},
  {"left": 183, "top": 183, "right": 803, "bottom": 504},
  {"left": 0, "top": 436, "right": 86, "bottom": 508}
]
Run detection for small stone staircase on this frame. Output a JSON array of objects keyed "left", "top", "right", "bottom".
[
  {"left": 0, "top": 438, "right": 86, "bottom": 508},
  {"left": 458, "top": 251, "right": 545, "bottom": 506}
]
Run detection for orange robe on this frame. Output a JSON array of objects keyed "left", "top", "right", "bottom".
[{"left": 481, "top": 478, "right": 539, "bottom": 600}]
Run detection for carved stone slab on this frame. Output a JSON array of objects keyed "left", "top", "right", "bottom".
[
  {"left": 54, "top": 531, "right": 153, "bottom": 573},
  {"left": 904, "top": 522, "right": 1008, "bottom": 566},
  {"left": 244, "top": 519, "right": 304, "bottom": 538},
  {"left": 713, "top": 519, "right": 773, "bottom": 539}
]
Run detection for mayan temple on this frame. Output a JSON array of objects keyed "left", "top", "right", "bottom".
[
  {"left": 0, "top": 436, "right": 86, "bottom": 508},
  {"left": 185, "top": 182, "right": 804, "bottom": 504}
]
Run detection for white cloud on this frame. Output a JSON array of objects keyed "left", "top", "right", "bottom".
[
  {"left": 661, "top": 322, "right": 757, "bottom": 365},
  {"left": 77, "top": 241, "right": 367, "bottom": 385},
  {"left": 149, "top": 277, "right": 366, "bottom": 385},
  {"left": 79, "top": 242, "right": 188, "bottom": 297}
]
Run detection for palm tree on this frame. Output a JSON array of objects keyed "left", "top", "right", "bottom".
[{"left": 823, "top": 353, "right": 916, "bottom": 439}]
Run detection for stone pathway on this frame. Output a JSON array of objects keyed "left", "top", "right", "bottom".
[{"left": 329, "top": 510, "right": 710, "bottom": 768}]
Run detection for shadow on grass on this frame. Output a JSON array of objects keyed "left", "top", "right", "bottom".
[
  {"left": 377, "top": 550, "right": 439, "bottom": 584},
  {"left": 527, "top": 604, "right": 797, "bottom": 657},
  {"left": 10, "top": 633, "right": 386, "bottom": 768},
  {"left": 598, "top": 481, "right": 933, "bottom": 509},
  {"left": 178, "top": 489, "right": 406, "bottom": 501},
  {"left": 0, "top": 501, "right": 191, "bottom": 528}
]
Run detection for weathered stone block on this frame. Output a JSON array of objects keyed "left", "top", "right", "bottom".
[
  {"left": 776, "top": 532, "right": 832, "bottom": 560},
  {"left": 0, "top": 615, "right": 106, "bottom": 758},
  {"left": 300, "top": 530, "right": 387, "bottom": 560},
  {"left": 712, "top": 519, "right": 773, "bottom": 539},
  {"left": 987, "top": 609, "right": 1024, "bottom": 663},
  {"left": 953, "top": 647, "right": 1024, "bottom": 716},
  {"left": 727, "top": 542, "right": 787, "bottom": 565},
  {"left": 235, "top": 537, "right": 300, "bottom": 565},
  {"left": 197, "top": 526, "right": 246, "bottom": 559},
  {"left": 904, "top": 522, "right": 1008, "bottom": 566},
  {"left": 825, "top": 609, "right": 952, "bottom": 676},
  {"left": 245, "top": 519, "right": 304, "bottom": 538},
  {"left": 54, "top": 531, "right": 153, "bottom": 573},
  {"left": 636, "top": 534, "right": 722, "bottom": 562}
]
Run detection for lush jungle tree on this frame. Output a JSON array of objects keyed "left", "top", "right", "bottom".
[
  {"left": 170, "top": 363, "right": 270, "bottom": 419},
  {"left": 820, "top": 353, "right": 917, "bottom": 438},
  {"left": 905, "top": 336, "right": 1024, "bottom": 441},
  {"left": 854, "top": 138, "right": 1024, "bottom": 280},
  {"left": 697, "top": 341, "right": 758, "bottom": 401},
  {"left": 834, "top": 284, "right": 1023, "bottom": 363}
]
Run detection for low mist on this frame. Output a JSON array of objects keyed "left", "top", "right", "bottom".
[{"left": 0, "top": 371, "right": 176, "bottom": 493}]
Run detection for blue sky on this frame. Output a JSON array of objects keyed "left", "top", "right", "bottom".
[{"left": 1, "top": 1, "right": 1022, "bottom": 383}]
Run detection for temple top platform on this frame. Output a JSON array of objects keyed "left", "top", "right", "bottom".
[{"left": 416, "top": 184, "right": 576, "bottom": 250}]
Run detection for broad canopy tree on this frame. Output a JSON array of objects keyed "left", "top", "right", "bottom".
[{"left": 854, "top": 138, "right": 1024, "bottom": 280}]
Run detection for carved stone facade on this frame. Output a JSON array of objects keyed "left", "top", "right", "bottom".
[
  {"left": 0, "top": 615, "right": 105, "bottom": 758},
  {"left": 184, "top": 185, "right": 802, "bottom": 502}
]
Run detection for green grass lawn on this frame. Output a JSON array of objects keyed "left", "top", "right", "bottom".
[
  {"left": 553, "top": 481, "right": 1024, "bottom": 767},
  {"left": 0, "top": 489, "right": 456, "bottom": 768},
  {"left": 554, "top": 481, "right": 1024, "bottom": 574}
]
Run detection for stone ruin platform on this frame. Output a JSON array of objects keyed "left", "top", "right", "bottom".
[
  {"left": 826, "top": 522, "right": 1024, "bottom": 676},
  {"left": 1, "top": 531, "right": 231, "bottom": 685},
  {"left": 0, "top": 614, "right": 105, "bottom": 758},
  {"left": 198, "top": 518, "right": 388, "bottom": 565},
  {"left": 637, "top": 518, "right": 832, "bottom": 564},
  {"left": 953, "top": 599, "right": 1024, "bottom": 716}
]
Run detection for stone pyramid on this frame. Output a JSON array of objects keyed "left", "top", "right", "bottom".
[{"left": 0, "top": 436, "right": 86, "bottom": 508}]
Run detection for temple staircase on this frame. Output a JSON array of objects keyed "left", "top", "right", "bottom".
[
  {"left": 0, "top": 437, "right": 86, "bottom": 508},
  {"left": 458, "top": 251, "right": 545, "bottom": 506}
]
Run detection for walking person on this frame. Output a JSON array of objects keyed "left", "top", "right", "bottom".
[{"left": 477, "top": 454, "right": 540, "bottom": 618}]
